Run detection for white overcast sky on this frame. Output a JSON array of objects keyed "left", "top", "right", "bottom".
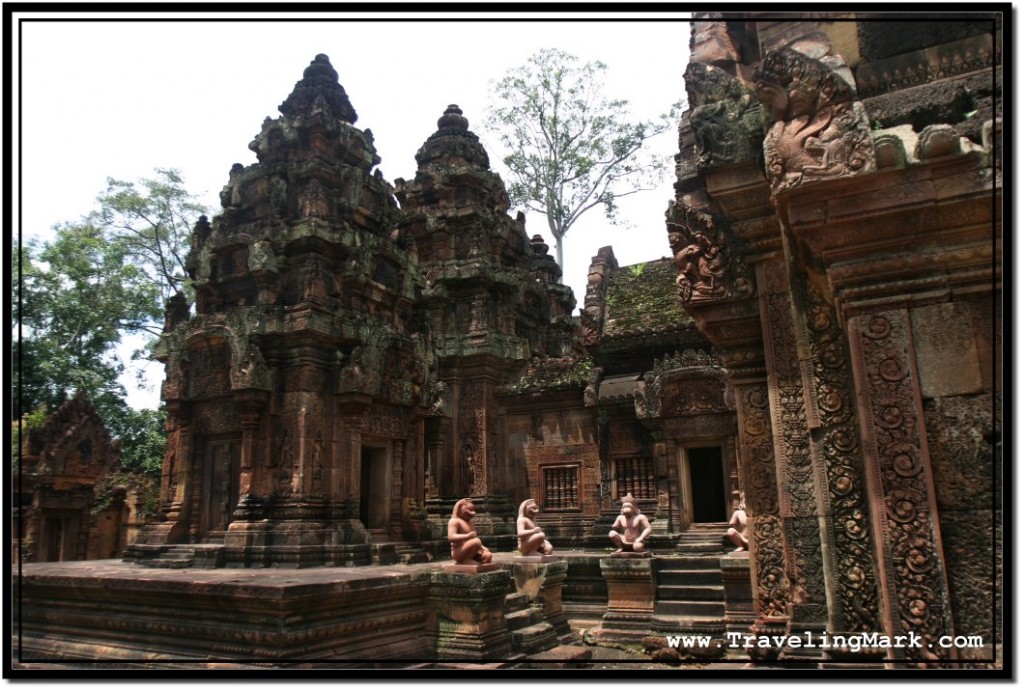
[{"left": 13, "top": 10, "right": 691, "bottom": 409}]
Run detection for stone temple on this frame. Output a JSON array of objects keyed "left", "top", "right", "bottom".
[{"left": 15, "top": 14, "right": 1002, "bottom": 670}]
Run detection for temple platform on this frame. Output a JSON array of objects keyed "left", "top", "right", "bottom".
[{"left": 13, "top": 549, "right": 752, "bottom": 668}]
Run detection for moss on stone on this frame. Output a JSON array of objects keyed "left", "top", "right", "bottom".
[{"left": 603, "top": 259, "right": 693, "bottom": 336}]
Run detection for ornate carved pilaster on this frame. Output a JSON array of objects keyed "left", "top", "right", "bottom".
[
  {"left": 756, "top": 260, "right": 828, "bottom": 633},
  {"left": 849, "top": 310, "right": 956, "bottom": 662},
  {"left": 801, "top": 281, "right": 885, "bottom": 640},
  {"left": 458, "top": 380, "right": 488, "bottom": 497},
  {"left": 167, "top": 420, "right": 193, "bottom": 524},
  {"left": 733, "top": 377, "right": 789, "bottom": 620}
]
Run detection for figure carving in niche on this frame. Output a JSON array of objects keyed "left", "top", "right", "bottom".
[
  {"left": 469, "top": 295, "right": 486, "bottom": 333},
  {"left": 302, "top": 256, "right": 330, "bottom": 304},
  {"left": 448, "top": 498, "right": 492, "bottom": 565},
  {"left": 726, "top": 493, "right": 749, "bottom": 551},
  {"left": 583, "top": 366, "right": 604, "bottom": 407},
  {"left": 215, "top": 444, "right": 232, "bottom": 526},
  {"left": 311, "top": 433, "right": 324, "bottom": 494},
  {"left": 428, "top": 379, "right": 451, "bottom": 416},
  {"left": 270, "top": 176, "right": 288, "bottom": 215},
  {"left": 300, "top": 179, "right": 329, "bottom": 218},
  {"left": 234, "top": 343, "right": 268, "bottom": 389},
  {"left": 339, "top": 346, "right": 365, "bottom": 392},
  {"left": 463, "top": 442, "right": 477, "bottom": 495},
  {"left": 162, "top": 432, "right": 178, "bottom": 504},
  {"left": 166, "top": 469, "right": 178, "bottom": 504},
  {"left": 424, "top": 448, "right": 437, "bottom": 498},
  {"left": 608, "top": 493, "right": 653, "bottom": 553},
  {"left": 278, "top": 430, "right": 294, "bottom": 493},
  {"left": 517, "top": 499, "right": 554, "bottom": 557}
]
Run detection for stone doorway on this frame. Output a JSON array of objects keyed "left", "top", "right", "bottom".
[
  {"left": 679, "top": 446, "right": 727, "bottom": 525},
  {"left": 359, "top": 446, "right": 390, "bottom": 536},
  {"left": 40, "top": 513, "right": 78, "bottom": 562},
  {"left": 200, "top": 439, "right": 240, "bottom": 540}
]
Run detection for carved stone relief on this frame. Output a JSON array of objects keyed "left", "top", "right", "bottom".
[
  {"left": 851, "top": 310, "right": 956, "bottom": 660},
  {"left": 755, "top": 49, "right": 876, "bottom": 193},
  {"left": 685, "top": 62, "right": 766, "bottom": 172},
  {"left": 802, "top": 285, "right": 883, "bottom": 634},
  {"left": 667, "top": 203, "right": 753, "bottom": 305},
  {"left": 734, "top": 381, "right": 790, "bottom": 618}
]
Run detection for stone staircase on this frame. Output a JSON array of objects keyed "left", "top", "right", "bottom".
[
  {"left": 651, "top": 523, "right": 732, "bottom": 634},
  {"left": 504, "top": 592, "right": 559, "bottom": 655},
  {"left": 675, "top": 522, "right": 730, "bottom": 552},
  {"left": 131, "top": 544, "right": 226, "bottom": 569},
  {"left": 369, "top": 542, "right": 432, "bottom": 565}
]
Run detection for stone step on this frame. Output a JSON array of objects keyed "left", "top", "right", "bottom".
[
  {"left": 505, "top": 592, "right": 531, "bottom": 612},
  {"left": 396, "top": 549, "right": 430, "bottom": 565},
  {"left": 505, "top": 607, "right": 543, "bottom": 631},
  {"left": 412, "top": 661, "right": 520, "bottom": 670},
  {"left": 654, "top": 600, "right": 725, "bottom": 618},
  {"left": 675, "top": 542, "right": 727, "bottom": 552},
  {"left": 519, "top": 644, "right": 593, "bottom": 668},
  {"left": 656, "top": 555, "right": 722, "bottom": 569},
  {"left": 148, "top": 558, "right": 194, "bottom": 569},
  {"left": 686, "top": 522, "right": 730, "bottom": 532},
  {"left": 651, "top": 614, "right": 728, "bottom": 635},
  {"left": 676, "top": 534, "right": 727, "bottom": 544},
  {"left": 162, "top": 548, "right": 194, "bottom": 560},
  {"left": 511, "top": 622, "right": 559, "bottom": 655},
  {"left": 656, "top": 568, "right": 723, "bottom": 586},
  {"left": 656, "top": 584, "right": 725, "bottom": 601}
]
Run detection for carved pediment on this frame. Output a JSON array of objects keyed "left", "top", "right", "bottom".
[
  {"left": 685, "top": 62, "right": 766, "bottom": 172},
  {"left": 666, "top": 202, "right": 753, "bottom": 305},
  {"left": 755, "top": 48, "right": 876, "bottom": 193}
]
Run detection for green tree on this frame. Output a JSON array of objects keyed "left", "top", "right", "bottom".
[
  {"left": 91, "top": 167, "right": 206, "bottom": 305},
  {"left": 107, "top": 407, "right": 167, "bottom": 477},
  {"left": 485, "top": 48, "right": 680, "bottom": 268},
  {"left": 16, "top": 223, "right": 161, "bottom": 420}
]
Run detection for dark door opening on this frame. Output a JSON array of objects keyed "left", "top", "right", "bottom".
[
  {"left": 688, "top": 446, "right": 727, "bottom": 523},
  {"left": 360, "top": 446, "right": 389, "bottom": 531},
  {"left": 42, "top": 515, "right": 76, "bottom": 562},
  {"left": 202, "top": 439, "right": 240, "bottom": 539}
]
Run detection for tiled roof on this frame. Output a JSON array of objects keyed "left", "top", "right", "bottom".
[{"left": 502, "top": 356, "right": 593, "bottom": 394}]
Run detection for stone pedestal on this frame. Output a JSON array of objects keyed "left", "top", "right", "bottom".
[
  {"left": 427, "top": 569, "right": 512, "bottom": 660},
  {"left": 720, "top": 551, "right": 756, "bottom": 634},
  {"left": 442, "top": 562, "right": 501, "bottom": 574},
  {"left": 595, "top": 556, "right": 655, "bottom": 644},
  {"left": 512, "top": 557, "right": 570, "bottom": 637}
]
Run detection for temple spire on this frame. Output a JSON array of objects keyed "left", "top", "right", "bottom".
[{"left": 278, "top": 53, "right": 358, "bottom": 124}]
